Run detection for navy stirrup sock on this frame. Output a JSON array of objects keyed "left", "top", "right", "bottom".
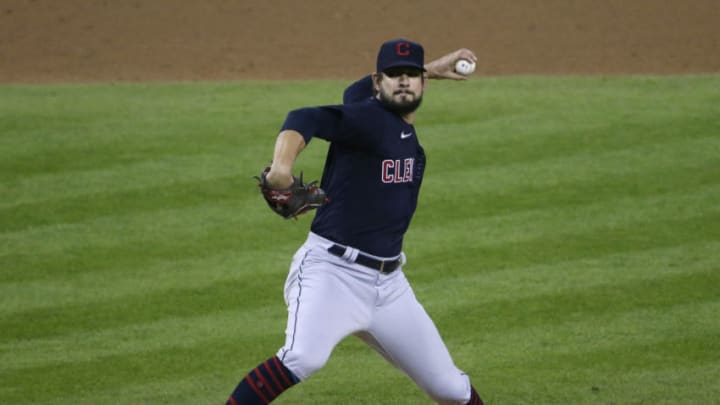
[
  {"left": 226, "top": 356, "right": 299, "bottom": 405},
  {"left": 467, "top": 385, "right": 484, "bottom": 405}
]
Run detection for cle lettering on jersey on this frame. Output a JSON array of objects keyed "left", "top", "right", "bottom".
[{"left": 381, "top": 158, "right": 414, "bottom": 183}]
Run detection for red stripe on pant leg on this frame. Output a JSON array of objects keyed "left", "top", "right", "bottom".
[
  {"left": 263, "top": 359, "right": 285, "bottom": 392},
  {"left": 227, "top": 397, "right": 238, "bottom": 405},
  {"left": 272, "top": 356, "right": 293, "bottom": 387},
  {"left": 246, "top": 374, "right": 270, "bottom": 405}
]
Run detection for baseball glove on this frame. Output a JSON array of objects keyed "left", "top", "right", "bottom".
[{"left": 255, "top": 167, "right": 328, "bottom": 219}]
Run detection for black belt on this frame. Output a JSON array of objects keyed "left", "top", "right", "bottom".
[{"left": 327, "top": 244, "right": 402, "bottom": 274}]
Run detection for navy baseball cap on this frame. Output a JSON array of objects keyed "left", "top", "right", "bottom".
[{"left": 376, "top": 38, "right": 425, "bottom": 73}]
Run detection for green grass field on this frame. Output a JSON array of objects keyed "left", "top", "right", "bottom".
[{"left": 1, "top": 75, "right": 719, "bottom": 404}]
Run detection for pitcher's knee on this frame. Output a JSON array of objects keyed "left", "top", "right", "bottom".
[
  {"left": 278, "top": 349, "right": 330, "bottom": 381},
  {"left": 424, "top": 373, "right": 471, "bottom": 405}
]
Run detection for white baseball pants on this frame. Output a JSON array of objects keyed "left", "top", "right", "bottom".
[{"left": 276, "top": 232, "right": 472, "bottom": 404}]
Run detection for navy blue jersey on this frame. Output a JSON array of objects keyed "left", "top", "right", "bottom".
[{"left": 280, "top": 76, "right": 426, "bottom": 257}]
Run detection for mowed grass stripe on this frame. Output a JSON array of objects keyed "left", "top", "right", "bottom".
[
  {"left": 430, "top": 267, "right": 718, "bottom": 335},
  {"left": 12, "top": 125, "right": 707, "bottom": 232},
  {"left": 0, "top": 174, "right": 247, "bottom": 233},
  {"left": 408, "top": 186, "right": 720, "bottom": 274},
  {"left": 452, "top": 338, "right": 719, "bottom": 404},
  {"left": 3, "top": 157, "right": 716, "bottom": 285},
  {"left": 448, "top": 300, "right": 720, "bottom": 366},
  {"left": 493, "top": 338, "right": 720, "bottom": 404},
  {"left": 2, "top": 184, "right": 717, "bottom": 332},
  {"left": 3, "top": 136, "right": 717, "bottom": 279},
  {"left": 0, "top": 337, "right": 265, "bottom": 404},
  {"left": 6, "top": 303, "right": 717, "bottom": 404},
  {"left": 417, "top": 139, "right": 719, "bottom": 226},
  {"left": 53, "top": 374, "right": 240, "bottom": 405},
  {"left": 532, "top": 334, "right": 719, "bottom": 372},
  {"left": 0, "top": 153, "right": 252, "bottom": 211},
  {"left": 424, "top": 110, "right": 719, "bottom": 172},
  {"left": 415, "top": 179, "right": 720, "bottom": 243},
  {"left": 3, "top": 155, "right": 715, "bottom": 274},
  {"left": 412, "top": 240, "right": 720, "bottom": 306},
  {"left": 2, "top": 179, "right": 716, "bottom": 294},
  {"left": 420, "top": 160, "right": 720, "bottom": 223},
  {"left": 422, "top": 134, "right": 719, "bottom": 196},
  {"left": 0, "top": 80, "right": 338, "bottom": 183},
  {"left": 0, "top": 122, "right": 265, "bottom": 181},
  {"left": 6, "top": 173, "right": 716, "bottom": 256},
  {"left": 484, "top": 364, "right": 720, "bottom": 405},
  {"left": 4, "top": 241, "right": 715, "bottom": 371},
  {"left": 6, "top": 307, "right": 712, "bottom": 404},
  {"left": 0, "top": 249, "right": 291, "bottom": 314},
  {"left": 1, "top": 306, "right": 288, "bottom": 372},
  {"left": 0, "top": 200, "right": 308, "bottom": 282},
  {"left": 559, "top": 363, "right": 720, "bottom": 404},
  {"left": 3, "top": 240, "right": 716, "bottom": 363},
  {"left": 6, "top": 142, "right": 715, "bottom": 249},
  {"left": 0, "top": 264, "right": 290, "bottom": 342},
  {"left": 410, "top": 212, "right": 720, "bottom": 285}
]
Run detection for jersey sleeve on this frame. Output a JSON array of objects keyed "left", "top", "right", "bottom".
[
  {"left": 280, "top": 106, "right": 344, "bottom": 145},
  {"left": 342, "top": 75, "right": 374, "bottom": 104}
]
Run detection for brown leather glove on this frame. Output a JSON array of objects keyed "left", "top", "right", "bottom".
[{"left": 255, "top": 167, "right": 328, "bottom": 219}]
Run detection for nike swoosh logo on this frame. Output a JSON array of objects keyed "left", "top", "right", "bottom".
[{"left": 400, "top": 131, "right": 413, "bottom": 139}]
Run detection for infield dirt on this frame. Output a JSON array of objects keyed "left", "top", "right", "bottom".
[{"left": 1, "top": 0, "right": 719, "bottom": 83}]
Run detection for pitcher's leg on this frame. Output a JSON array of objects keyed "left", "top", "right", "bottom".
[
  {"left": 277, "top": 249, "right": 374, "bottom": 381},
  {"left": 226, "top": 248, "right": 372, "bottom": 404},
  {"left": 365, "top": 281, "right": 484, "bottom": 405}
]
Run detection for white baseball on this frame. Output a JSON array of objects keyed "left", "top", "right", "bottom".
[{"left": 454, "top": 59, "right": 476, "bottom": 76}]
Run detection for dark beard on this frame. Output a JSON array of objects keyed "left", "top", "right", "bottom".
[{"left": 378, "top": 92, "right": 423, "bottom": 116}]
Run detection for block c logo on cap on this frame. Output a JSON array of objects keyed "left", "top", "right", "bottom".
[{"left": 396, "top": 42, "right": 410, "bottom": 56}]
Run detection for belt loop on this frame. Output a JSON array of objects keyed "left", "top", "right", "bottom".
[{"left": 342, "top": 246, "right": 359, "bottom": 263}]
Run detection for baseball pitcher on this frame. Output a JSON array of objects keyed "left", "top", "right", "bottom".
[{"left": 227, "top": 39, "right": 484, "bottom": 405}]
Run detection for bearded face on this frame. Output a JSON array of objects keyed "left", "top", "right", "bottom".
[{"left": 375, "top": 67, "right": 426, "bottom": 116}]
